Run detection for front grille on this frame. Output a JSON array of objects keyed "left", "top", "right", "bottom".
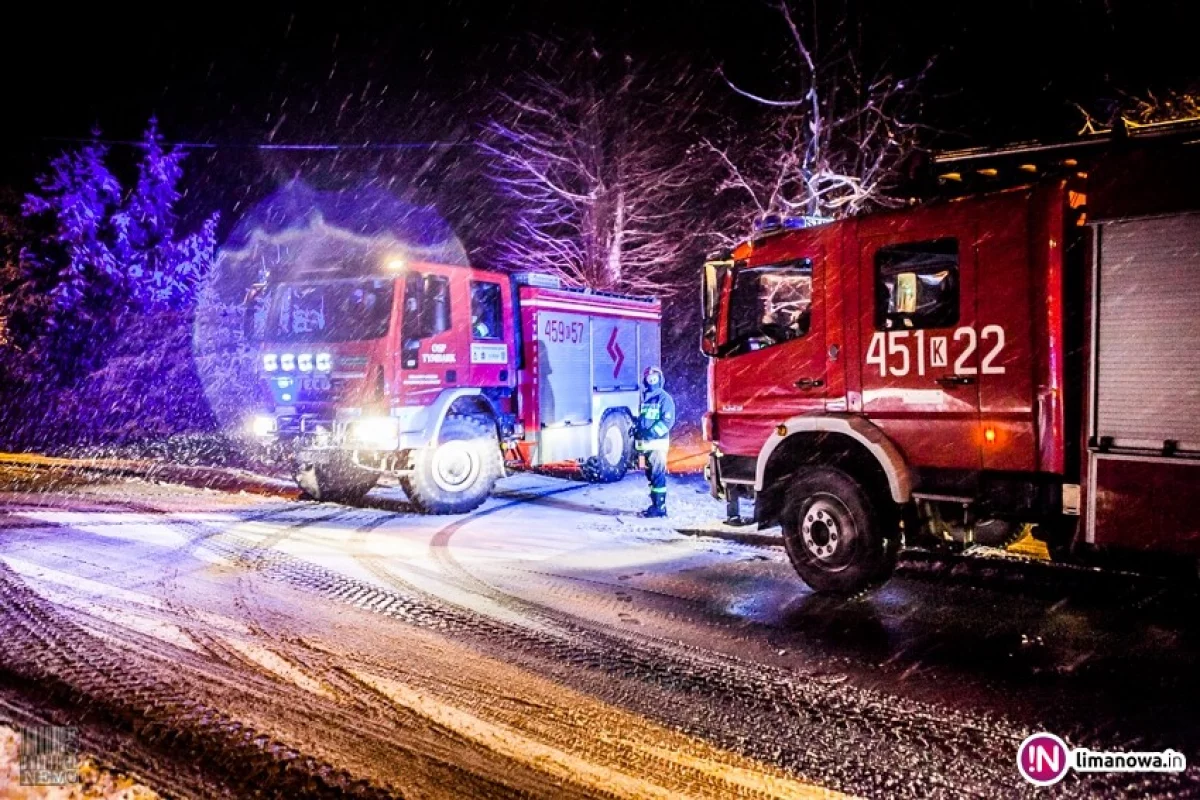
[{"left": 299, "top": 417, "right": 334, "bottom": 434}]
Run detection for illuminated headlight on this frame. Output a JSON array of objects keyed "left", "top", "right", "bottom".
[
  {"left": 297, "top": 353, "right": 313, "bottom": 372},
  {"left": 250, "top": 415, "right": 277, "bottom": 438},
  {"left": 262, "top": 353, "right": 279, "bottom": 372},
  {"left": 349, "top": 416, "right": 400, "bottom": 451},
  {"left": 315, "top": 352, "right": 333, "bottom": 372},
  {"left": 280, "top": 353, "right": 296, "bottom": 371}
]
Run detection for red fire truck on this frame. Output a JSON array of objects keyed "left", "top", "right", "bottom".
[
  {"left": 250, "top": 261, "right": 661, "bottom": 513},
  {"left": 702, "top": 127, "right": 1200, "bottom": 594}
]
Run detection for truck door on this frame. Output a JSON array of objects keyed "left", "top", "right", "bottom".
[
  {"left": 399, "top": 270, "right": 459, "bottom": 403},
  {"left": 714, "top": 252, "right": 826, "bottom": 452},
  {"left": 465, "top": 277, "right": 514, "bottom": 388},
  {"left": 857, "top": 233, "right": 982, "bottom": 471}
]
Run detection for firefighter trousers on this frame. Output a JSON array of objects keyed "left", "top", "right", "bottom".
[{"left": 644, "top": 448, "right": 667, "bottom": 512}]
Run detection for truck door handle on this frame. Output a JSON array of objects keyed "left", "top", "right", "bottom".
[
  {"left": 794, "top": 378, "right": 825, "bottom": 389},
  {"left": 936, "top": 375, "right": 976, "bottom": 386}
]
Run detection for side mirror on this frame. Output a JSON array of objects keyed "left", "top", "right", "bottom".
[
  {"left": 700, "top": 260, "right": 732, "bottom": 357},
  {"left": 701, "top": 323, "right": 719, "bottom": 357}
]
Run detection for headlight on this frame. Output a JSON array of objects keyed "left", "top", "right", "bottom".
[
  {"left": 250, "top": 415, "right": 277, "bottom": 438},
  {"left": 262, "top": 353, "right": 279, "bottom": 372},
  {"left": 280, "top": 353, "right": 296, "bottom": 371},
  {"left": 297, "top": 353, "right": 313, "bottom": 372},
  {"left": 315, "top": 352, "right": 332, "bottom": 372},
  {"left": 349, "top": 416, "right": 400, "bottom": 451}
]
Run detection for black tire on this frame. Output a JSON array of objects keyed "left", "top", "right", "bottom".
[
  {"left": 404, "top": 415, "right": 502, "bottom": 515},
  {"left": 295, "top": 458, "right": 378, "bottom": 503},
  {"left": 780, "top": 467, "right": 899, "bottom": 595},
  {"left": 580, "top": 411, "right": 634, "bottom": 483},
  {"left": 972, "top": 519, "right": 1024, "bottom": 549}
]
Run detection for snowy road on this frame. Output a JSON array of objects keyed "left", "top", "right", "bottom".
[{"left": 0, "top": 462, "right": 1197, "bottom": 798}]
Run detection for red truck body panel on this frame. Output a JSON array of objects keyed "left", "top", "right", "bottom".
[
  {"left": 516, "top": 286, "right": 661, "bottom": 466},
  {"left": 708, "top": 136, "right": 1200, "bottom": 563},
  {"left": 711, "top": 185, "right": 1070, "bottom": 482},
  {"left": 1090, "top": 456, "right": 1200, "bottom": 555},
  {"left": 712, "top": 227, "right": 834, "bottom": 458}
]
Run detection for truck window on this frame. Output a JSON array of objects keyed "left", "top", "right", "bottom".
[
  {"left": 470, "top": 281, "right": 503, "bottom": 340},
  {"left": 266, "top": 279, "right": 393, "bottom": 343},
  {"left": 401, "top": 273, "right": 452, "bottom": 369},
  {"left": 874, "top": 238, "right": 959, "bottom": 330},
  {"left": 726, "top": 260, "right": 813, "bottom": 353}
]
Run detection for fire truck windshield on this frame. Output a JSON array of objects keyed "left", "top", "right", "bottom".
[
  {"left": 723, "top": 261, "right": 813, "bottom": 354},
  {"left": 266, "top": 279, "right": 394, "bottom": 343}
]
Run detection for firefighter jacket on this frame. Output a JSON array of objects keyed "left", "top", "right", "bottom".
[{"left": 635, "top": 387, "right": 676, "bottom": 452}]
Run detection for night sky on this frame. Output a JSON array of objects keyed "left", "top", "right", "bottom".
[{"left": 2, "top": 1, "right": 1196, "bottom": 220}]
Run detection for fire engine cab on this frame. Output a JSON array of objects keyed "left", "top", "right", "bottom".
[
  {"left": 250, "top": 259, "right": 661, "bottom": 513},
  {"left": 702, "top": 125, "right": 1200, "bottom": 594}
]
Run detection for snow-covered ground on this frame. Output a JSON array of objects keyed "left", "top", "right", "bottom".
[{"left": 0, "top": 459, "right": 1197, "bottom": 799}]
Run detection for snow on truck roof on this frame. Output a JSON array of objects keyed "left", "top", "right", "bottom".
[
  {"left": 221, "top": 180, "right": 469, "bottom": 265},
  {"left": 211, "top": 181, "right": 470, "bottom": 298}
]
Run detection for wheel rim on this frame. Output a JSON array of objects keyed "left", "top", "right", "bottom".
[
  {"left": 431, "top": 442, "right": 481, "bottom": 493},
  {"left": 601, "top": 424, "right": 624, "bottom": 465},
  {"left": 801, "top": 496, "right": 853, "bottom": 563}
]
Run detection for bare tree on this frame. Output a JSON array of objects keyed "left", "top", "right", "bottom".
[
  {"left": 704, "top": 1, "right": 926, "bottom": 246},
  {"left": 482, "top": 46, "right": 697, "bottom": 295}
]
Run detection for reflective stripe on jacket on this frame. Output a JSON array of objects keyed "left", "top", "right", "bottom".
[{"left": 636, "top": 388, "right": 676, "bottom": 449}]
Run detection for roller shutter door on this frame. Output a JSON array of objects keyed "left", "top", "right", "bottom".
[{"left": 1095, "top": 213, "right": 1200, "bottom": 452}]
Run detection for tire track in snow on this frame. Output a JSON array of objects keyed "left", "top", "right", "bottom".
[
  {"left": 0, "top": 504, "right": 581, "bottom": 799},
  {"left": 0, "top": 558, "right": 396, "bottom": 800},
  {"left": 4, "top": 491, "right": 843, "bottom": 799},
  {"left": 7, "top": 480, "right": 1187, "bottom": 797},
  {"left": 410, "top": 481, "right": 1153, "bottom": 799}
]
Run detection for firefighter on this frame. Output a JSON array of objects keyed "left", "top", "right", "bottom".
[{"left": 635, "top": 366, "right": 675, "bottom": 518}]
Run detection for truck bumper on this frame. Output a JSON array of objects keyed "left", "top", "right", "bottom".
[
  {"left": 293, "top": 445, "right": 416, "bottom": 476},
  {"left": 295, "top": 446, "right": 338, "bottom": 464}
]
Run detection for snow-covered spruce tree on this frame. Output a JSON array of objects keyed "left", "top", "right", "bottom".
[
  {"left": 3, "top": 121, "right": 221, "bottom": 447},
  {"left": 20, "top": 120, "right": 218, "bottom": 333},
  {"left": 118, "top": 118, "right": 219, "bottom": 311},
  {"left": 703, "top": 1, "right": 927, "bottom": 246},
  {"left": 19, "top": 132, "right": 124, "bottom": 334},
  {"left": 482, "top": 43, "right": 698, "bottom": 295}
]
